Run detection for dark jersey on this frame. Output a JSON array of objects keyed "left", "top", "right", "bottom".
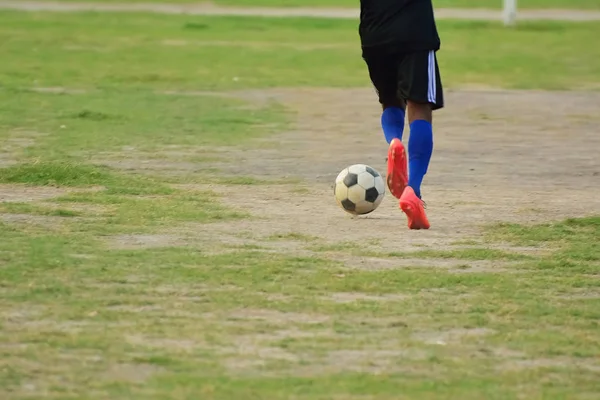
[{"left": 359, "top": 0, "right": 440, "bottom": 54}]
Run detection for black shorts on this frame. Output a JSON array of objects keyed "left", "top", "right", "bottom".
[{"left": 363, "top": 49, "right": 444, "bottom": 110}]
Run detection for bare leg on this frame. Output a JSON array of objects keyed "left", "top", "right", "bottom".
[{"left": 406, "top": 100, "right": 432, "bottom": 123}]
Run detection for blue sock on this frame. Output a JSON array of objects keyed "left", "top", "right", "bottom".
[
  {"left": 408, "top": 120, "right": 434, "bottom": 199},
  {"left": 381, "top": 107, "right": 405, "bottom": 144}
]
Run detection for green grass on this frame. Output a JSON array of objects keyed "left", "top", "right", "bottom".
[
  {"left": 0, "top": 89, "right": 287, "bottom": 157},
  {"left": 0, "top": 202, "right": 82, "bottom": 217},
  {"left": 1, "top": 12, "right": 600, "bottom": 91},
  {"left": 0, "top": 161, "right": 177, "bottom": 194},
  {"left": 1, "top": 213, "right": 599, "bottom": 398},
  {"left": 390, "top": 248, "right": 533, "bottom": 261},
  {"left": 0, "top": 163, "right": 246, "bottom": 235},
  {"left": 30, "top": 0, "right": 600, "bottom": 10},
  {"left": 488, "top": 217, "right": 600, "bottom": 270},
  {"left": 0, "top": 162, "right": 116, "bottom": 186}
]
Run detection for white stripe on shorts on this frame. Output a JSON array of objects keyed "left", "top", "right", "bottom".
[{"left": 427, "top": 50, "right": 436, "bottom": 104}]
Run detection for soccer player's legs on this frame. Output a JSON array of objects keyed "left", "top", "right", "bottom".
[
  {"left": 396, "top": 50, "right": 444, "bottom": 229},
  {"left": 364, "top": 52, "right": 406, "bottom": 143},
  {"left": 363, "top": 52, "right": 409, "bottom": 199}
]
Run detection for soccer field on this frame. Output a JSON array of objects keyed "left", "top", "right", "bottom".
[{"left": 1, "top": 8, "right": 600, "bottom": 400}]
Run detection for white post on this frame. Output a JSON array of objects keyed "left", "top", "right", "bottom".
[{"left": 503, "top": 0, "right": 517, "bottom": 26}]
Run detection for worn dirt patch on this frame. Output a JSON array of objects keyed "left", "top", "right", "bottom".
[
  {"left": 228, "top": 309, "right": 330, "bottom": 325},
  {"left": 320, "top": 349, "right": 428, "bottom": 374},
  {"left": 221, "top": 340, "right": 298, "bottom": 362},
  {"left": 28, "top": 86, "right": 87, "bottom": 95},
  {"left": 107, "top": 234, "right": 187, "bottom": 250},
  {"left": 222, "top": 347, "right": 431, "bottom": 376},
  {"left": 94, "top": 159, "right": 204, "bottom": 176},
  {"left": 0, "top": 213, "right": 67, "bottom": 229},
  {"left": 412, "top": 328, "right": 496, "bottom": 345},
  {"left": 0, "top": 131, "right": 43, "bottom": 167},
  {"left": 125, "top": 335, "right": 200, "bottom": 351},
  {"left": 75, "top": 88, "right": 600, "bottom": 268},
  {"left": 555, "top": 288, "right": 600, "bottom": 300},
  {"left": 325, "top": 292, "right": 408, "bottom": 303},
  {"left": 1, "top": 307, "right": 45, "bottom": 322},
  {"left": 500, "top": 357, "right": 600, "bottom": 373},
  {"left": 43, "top": 201, "right": 111, "bottom": 215},
  {"left": 331, "top": 254, "right": 516, "bottom": 273},
  {"left": 201, "top": 88, "right": 600, "bottom": 257},
  {"left": 11, "top": 319, "right": 93, "bottom": 334},
  {"left": 219, "top": 324, "right": 429, "bottom": 376},
  {"left": 101, "top": 363, "right": 165, "bottom": 383},
  {"left": 0, "top": 184, "right": 103, "bottom": 203}
]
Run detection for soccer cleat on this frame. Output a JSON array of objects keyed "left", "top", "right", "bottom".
[
  {"left": 386, "top": 138, "right": 408, "bottom": 199},
  {"left": 399, "top": 186, "right": 430, "bottom": 230}
]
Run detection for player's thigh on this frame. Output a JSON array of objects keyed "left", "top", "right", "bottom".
[
  {"left": 397, "top": 50, "right": 444, "bottom": 112},
  {"left": 363, "top": 52, "right": 402, "bottom": 108}
]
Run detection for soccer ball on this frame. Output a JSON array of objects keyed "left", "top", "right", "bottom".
[{"left": 334, "top": 164, "right": 385, "bottom": 215}]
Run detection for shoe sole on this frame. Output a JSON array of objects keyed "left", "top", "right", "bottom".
[{"left": 386, "top": 139, "right": 408, "bottom": 199}]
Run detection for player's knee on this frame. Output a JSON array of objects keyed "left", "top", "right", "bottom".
[
  {"left": 407, "top": 101, "right": 432, "bottom": 122},
  {"left": 381, "top": 97, "right": 406, "bottom": 111}
]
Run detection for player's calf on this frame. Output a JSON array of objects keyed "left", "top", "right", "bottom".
[
  {"left": 406, "top": 101, "right": 434, "bottom": 200},
  {"left": 380, "top": 99, "right": 406, "bottom": 144}
]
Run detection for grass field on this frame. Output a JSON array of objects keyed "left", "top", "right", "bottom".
[
  {"left": 2, "top": 12, "right": 600, "bottom": 90},
  {"left": 1, "top": 7, "right": 600, "bottom": 400},
  {"left": 27, "top": 0, "right": 600, "bottom": 10}
]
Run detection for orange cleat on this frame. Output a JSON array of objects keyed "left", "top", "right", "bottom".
[
  {"left": 386, "top": 138, "right": 408, "bottom": 199},
  {"left": 399, "top": 186, "right": 430, "bottom": 230}
]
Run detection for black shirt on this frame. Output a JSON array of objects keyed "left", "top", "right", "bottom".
[{"left": 359, "top": 0, "right": 441, "bottom": 54}]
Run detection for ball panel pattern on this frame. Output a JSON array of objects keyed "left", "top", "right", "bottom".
[
  {"left": 348, "top": 164, "right": 367, "bottom": 175},
  {"left": 365, "top": 165, "right": 380, "bottom": 177},
  {"left": 335, "top": 168, "right": 349, "bottom": 184},
  {"left": 354, "top": 201, "right": 376, "bottom": 215},
  {"left": 334, "top": 181, "right": 348, "bottom": 201},
  {"left": 343, "top": 172, "right": 358, "bottom": 188},
  {"left": 374, "top": 175, "right": 386, "bottom": 194},
  {"left": 357, "top": 171, "right": 375, "bottom": 189},
  {"left": 364, "top": 187, "right": 380, "bottom": 203},
  {"left": 375, "top": 191, "right": 385, "bottom": 206},
  {"left": 347, "top": 184, "right": 366, "bottom": 204},
  {"left": 341, "top": 199, "right": 356, "bottom": 212}
]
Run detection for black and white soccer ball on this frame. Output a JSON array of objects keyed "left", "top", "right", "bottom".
[{"left": 334, "top": 164, "right": 385, "bottom": 215}]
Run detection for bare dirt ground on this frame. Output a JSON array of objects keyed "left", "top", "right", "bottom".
[
  {"left": 3, "top": 87, "right": 599, "bottom": 260},
  {"left": 2, "top": 0, "right": 600, "bottom": 21},
  {"left": 187, "top": 88, "right": 600, "bottom": 254},
  {"left": 10, "top": 87, "right": 590, "bottom": 258},
  {"left": 91, "top": 88, "right": 600, "bottom": 259}
]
